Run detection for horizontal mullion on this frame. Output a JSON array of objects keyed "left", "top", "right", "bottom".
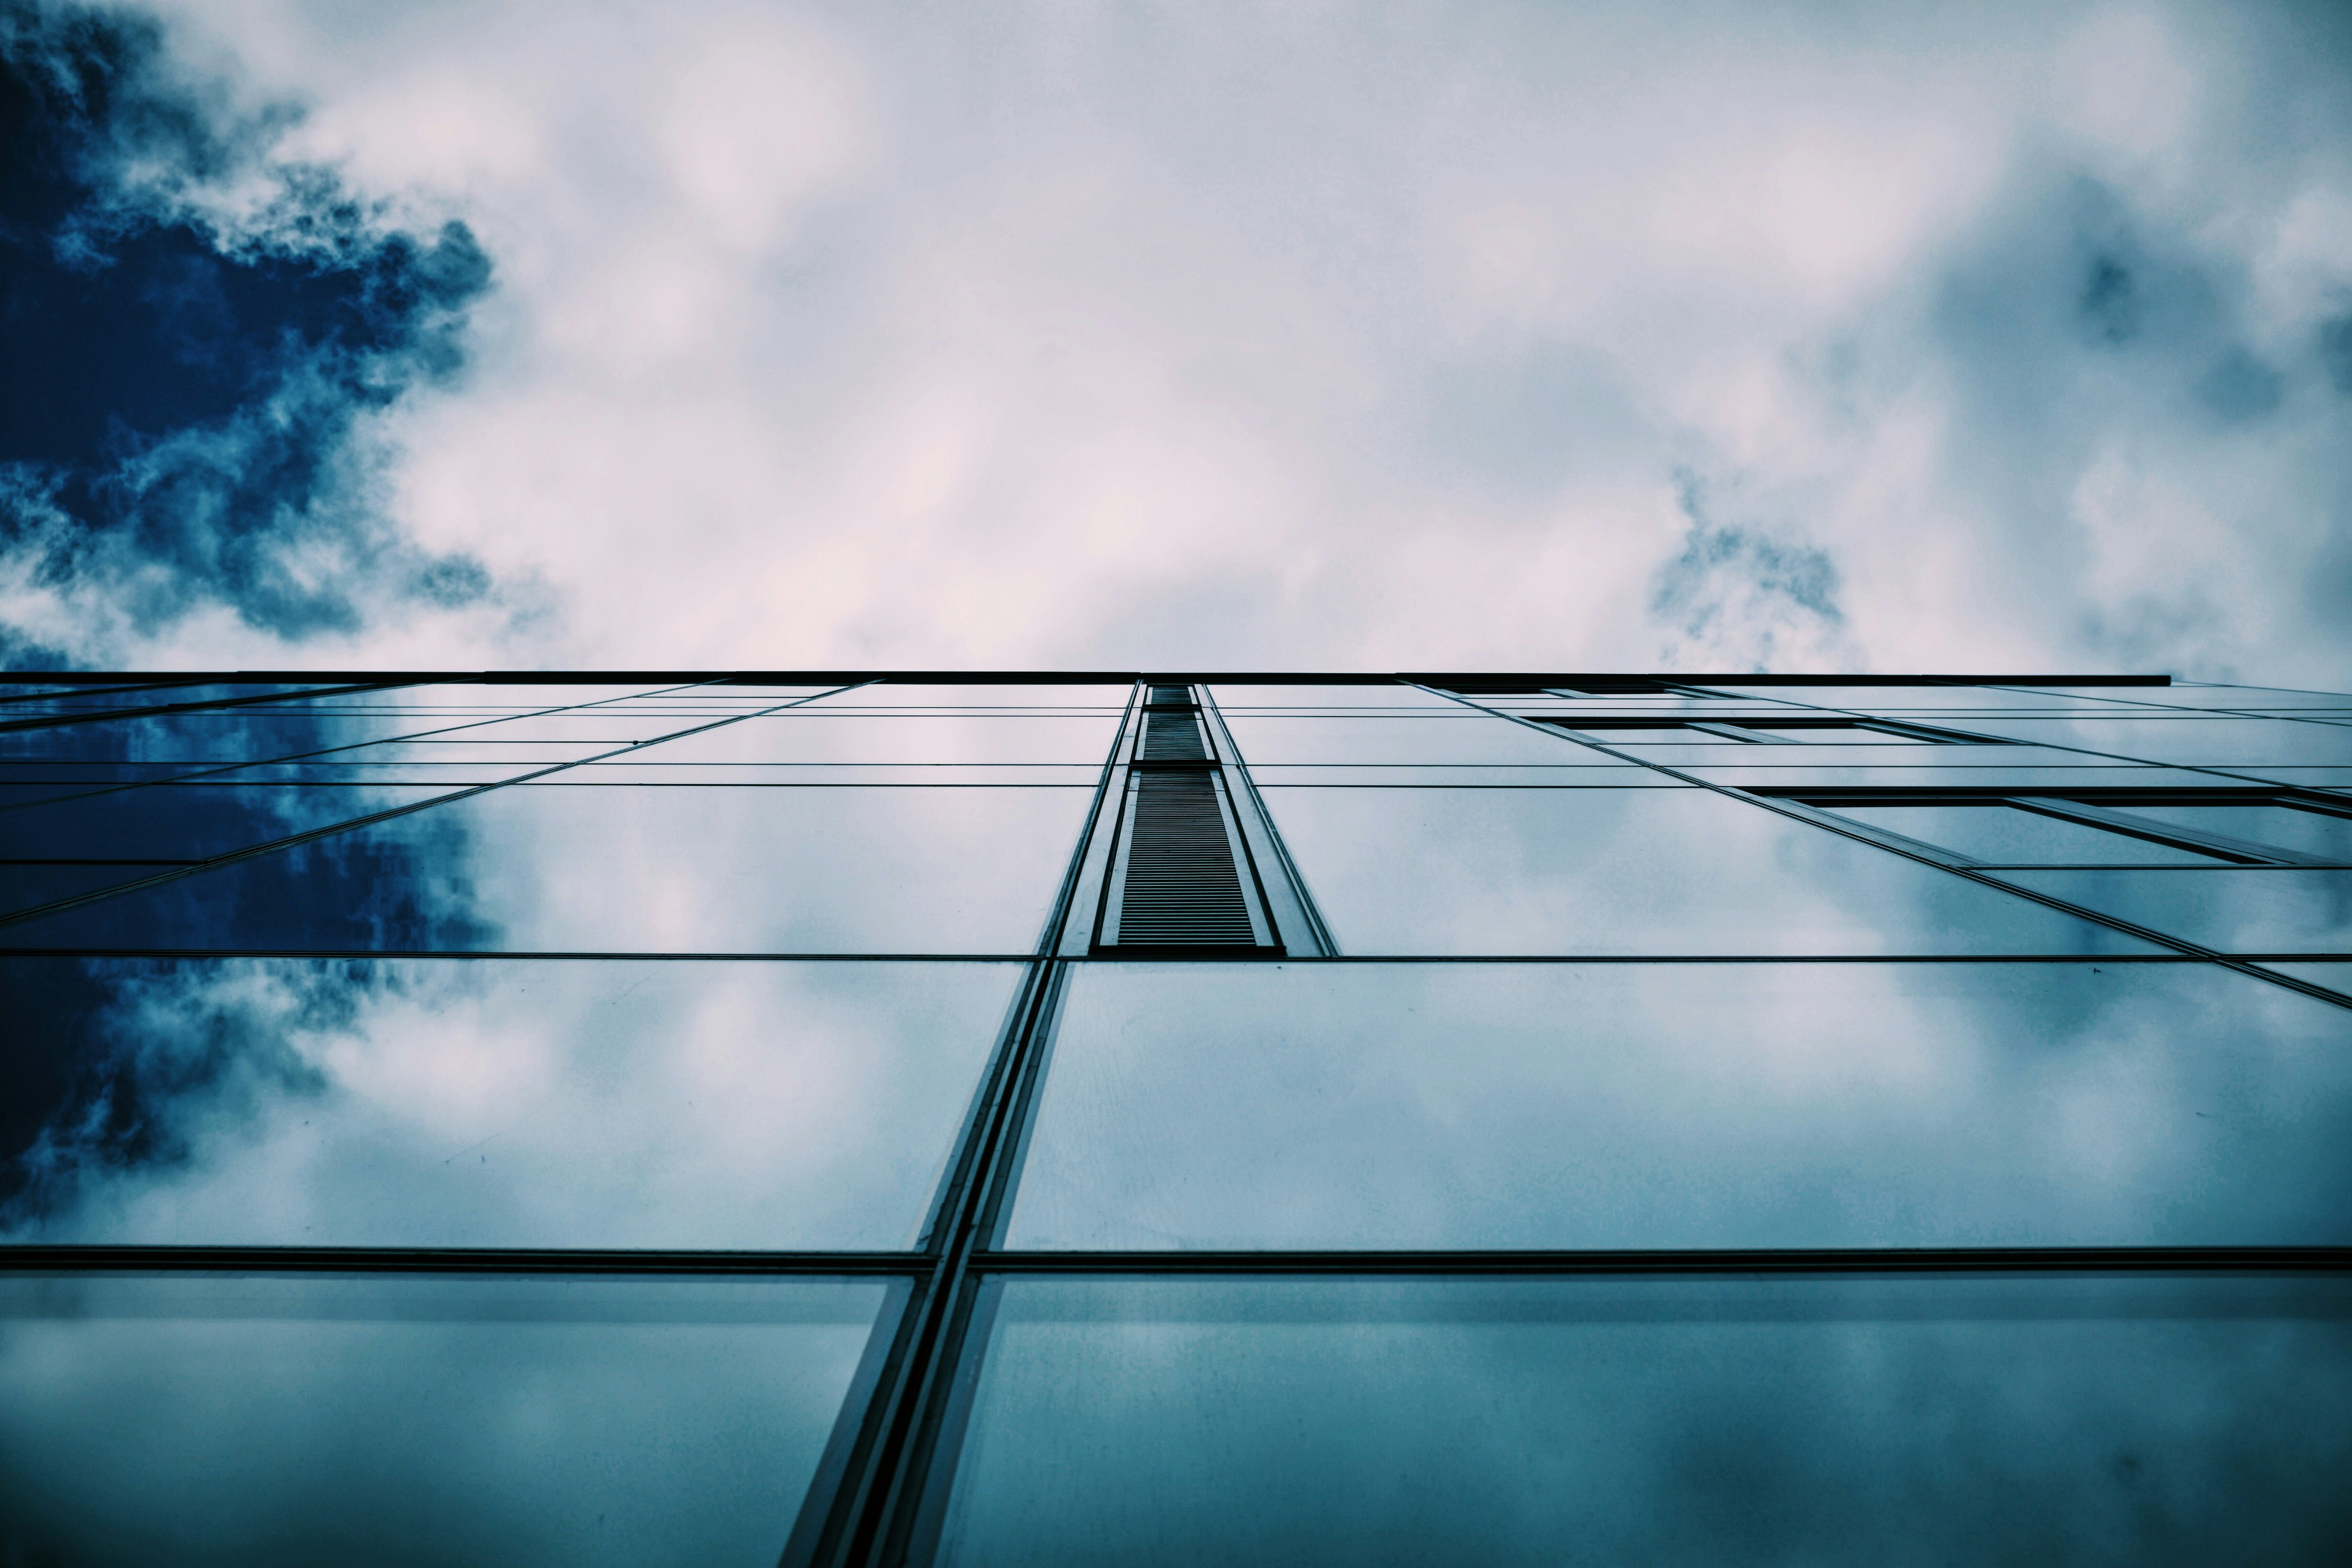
[
  {"left": 1, "top": 1245, "right": 930, "bottom": 1275},
  {"left": 972, "top": 1247, "right": 2352, "bottom": 1275}
]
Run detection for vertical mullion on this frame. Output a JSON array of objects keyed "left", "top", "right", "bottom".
[
  {"left": 1197, "top": 685, "right": 1337, "bottom": 956},
  {"left": 786, "top": 682, "right": 1142, "bottom": 1568}
]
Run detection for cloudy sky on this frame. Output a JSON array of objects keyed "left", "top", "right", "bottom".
[{"left": 5, "top": 0, "right": 2352, "bottom": 678}]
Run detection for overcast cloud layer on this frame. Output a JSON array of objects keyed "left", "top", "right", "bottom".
[{"left": 6, "top": 0, "right": 2352, "bottom": 677}]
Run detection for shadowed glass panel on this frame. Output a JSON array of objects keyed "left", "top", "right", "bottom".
[
  {"left": 932, "top": 1274, "right": 2352, "bottom": 1568},
  {"left": 0, "top": 711, "right": 447, "bottom": 764},
  {"left": 0, "top": 786, "right": 1091, "bottom": 952},
  {"left": 1007, "top": 962, "right": 2352, "bottom": 1250},
  {"left": 0, "top": 784, "right": 457, "bottom": 860},
  {"left": 1, "top": 958, "right": 1013, "bottom": 1249},
  {"left": 1260, "top": 787, "right": 2154, "bottom": 953},
  {"left": 0, "top": 1273, "right": 890, "bottom": 1568}
]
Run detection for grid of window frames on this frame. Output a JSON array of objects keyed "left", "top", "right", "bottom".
[{"left": 3, "top": 671, "right": 2350, "bottom": 1565}]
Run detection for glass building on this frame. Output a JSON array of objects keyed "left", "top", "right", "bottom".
[{"left": 3, "top": 670, "right": 2349, "bottom": 1565}]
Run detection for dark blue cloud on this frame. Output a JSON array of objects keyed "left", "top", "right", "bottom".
[{"left": 0, "top": 0, "right": 498, "bottom": 663}]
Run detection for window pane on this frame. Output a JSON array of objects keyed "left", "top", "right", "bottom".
[
  {"left": 1989, "top": 870, "right": 2352, "bottom": 953},
  {"left": 1952, "top": 717, "right": 2352, "bottom": 766},
  {"left": 3, "top": 785, "right": 1091, "bottom": 953},
  {"left": 1207, "top": 684, "right": 1458, "bottom": 709},
  {"left": 1555, "top": 725, "right": 1717, "bottom": 744},
  {"left": 0, "top": 1272, "right": 892, "bottom": 1568},
  {"left": 0, "top": 784, "right": 457, "bottom": 860},
  {"left": 2, "top": 958, "right": 1013, "bottom": 1249},
  {"left": 1260, "top": 787, "right": 2155, "bottom": 954},
  {"left": 1706, "top": 685, "right": 2152, "bottom": 710},
  {"left": 933, "top": 1274, "right": 2352, "bottom": 1567},
  {"left": 625, "top": 714, "right": 1122, "bottom": 764},
  {"left": 2052, "top": 684, "right": 2352, "bottom": 710},
  {"left": 807, "top": 684, "right": 1131, "bottom": 709},
  {"left": 2114, "top": 803, "right": 2352, "bottom": 863},
  {"left": 1005, "top": 962, "right": 2352, "bottom": 1249},
  {"left": 1826, "top": 805, "right": 2229, "bottom": 865},
  {"left": 1742, "top": 724, "right": 1937, "bottom": 744},
  {"left": 1222, "top": 716, "right": 1587, "bottom": 765}
]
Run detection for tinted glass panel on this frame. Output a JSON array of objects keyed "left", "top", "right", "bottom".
[
  {"left": 1260, "top": 787, "right": 2154, "bottom": 954},
  {"left": 0, "top": 784, "right": 456, "bottom": 860},
  {"left": 625, "top": 714, "right": 1121, "bottom": 764},
  {"left": 2, "top": 958, "right": 1012, "bottom": 1249},
  {"left": 2057, "top": 685, "right": 2352, "bottom": 710},
  {"left": 1989, "top": 870, "right": 2352, "bottom": 954},
  {"left": 0, "top": 1272, "right": 891, "bottom": 1568},
  {"left": 1007, "top": 962, "right": 2352, "bottom": 1249},
  {"left": 1207, "top": 684, "right": 1458, "bottom": 709},
  {"left": 1742, "top": 724, "right": 1937, "bottom": 744},
  {"left": 1222, "top": 716, "right": 1587, "bottom": 765},
  {"left": 1954, "top": 718, "right": 2352, "bottom": 765},
  {"left": 1825, "top": 805, "right": 2229, "bottom": 865},
  {"left": 1552, "top": 724, "right": 1719, "bottom": 743},
  {"left": 1709, "top": 685, "right": 2151, "bottom": 710},
  {"left": 2115, "top": 803, "right": 2352, "bottom": 863},
  {"left": 934, "top": 1274, "right": 2352, "bottom": 1567},
  {"left": 2, "top": 786, "right": 1091, "bottom": 952}
]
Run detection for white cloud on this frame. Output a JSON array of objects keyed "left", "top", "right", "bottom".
[{"left": 108, "top": 0, "right": 2352, "bottom": 680}]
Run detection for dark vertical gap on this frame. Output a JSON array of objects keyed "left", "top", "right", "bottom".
[{"left": 1114, "top": 771, "right": 1257, "bottom": 944}]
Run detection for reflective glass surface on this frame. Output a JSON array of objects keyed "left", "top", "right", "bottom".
[
  {"left": 806, "top": 684, "right": 1131, "bottom": 709},
  {"left": 1245, "top": 766, "right": 1670, "bottom": 787},
  {"left": 4, "top": 785, "right": 1092, "bottom": 952},
  {"left": 2261, "top": 962, "right": 2352, "bottom": 995},
  {"left": 2, "top": 958, "right": 1013, "bottom": 1248},
  {"left": 1207, "top": 684, "right": 1461, "bottom": 709},
  {"left": 1708, "top": 685, "right": 2154, "bottom": 710},
  {"left": 1007, "top": 962, "right": 2352, "bottom": 1249},
  {"left": 10, "top": 668, "right": 2346, "bottom": 1557},
  {"left": 0, "top": 1272, "right": 892, "bottom": 1568},
  {"left": 1742, "top": 724, "right": 1938, "bottom": 743},
  {"left": 1600, "top": 744, "right": 2108, "bottom": 770},
  {"left": 1678, "top": 765, "right": 2223, "bottom": 791},
  {"left": 1222, "top": 715, "right": 1591, "bottom": 765},
  {"left": 1260, "top": 787, "right": 2155, "bottom": 953},
  {"left": 1990, "top": 870, "right": 2352, "bottom": 954},
  {"left": 1824, "top": 804, "right": 2230, "bottom": 865},
  {"left": 2114, "top": 802, "right": 2352, "bottom": 863},
  {"left": 1952, "top": 717, "right": 2352, "bottom": 766},
  {"left": 933, "top": 1274, "right": 2352, "bottom": 1567},
  {"left": 618, "top": 713, "right": 1123, "bottom": 765},
  {"left": 0, "top": 784, "right": 457, "bottom": 859},
  {"left": 2057, "top": 684, "right": 2352, "bottom": 711}
]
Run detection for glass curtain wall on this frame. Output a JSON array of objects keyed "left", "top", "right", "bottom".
[{"left": 3, "top": 672, "right": 2348, "bottom": 1565}]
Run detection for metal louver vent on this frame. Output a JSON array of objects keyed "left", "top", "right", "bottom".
[
  {"left": 1140, "top": 709, "right": 1209, "bottom": 760},
  {"left": 1110, "top": 771, "right": 1260, "bottom": 946}
]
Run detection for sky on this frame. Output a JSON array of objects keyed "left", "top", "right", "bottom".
[{"left": 4, "top": 0, "right": 2352, "bottom": 678}]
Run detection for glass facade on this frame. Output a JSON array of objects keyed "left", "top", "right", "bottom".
[{"left": 3, "top": 672, "right": 2348, "bottom": 1565}]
